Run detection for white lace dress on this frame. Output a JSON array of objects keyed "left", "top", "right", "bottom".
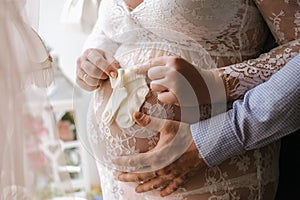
[{"left": 84, "top": 0, "right": 300, "bottom": 199}]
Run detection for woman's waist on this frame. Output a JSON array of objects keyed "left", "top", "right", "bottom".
[
  {"left": 115, "top": 42, "right": 260, "bottom": 70},
  {"left": 116, "top": 41, "right": 260, "bottom": 55},
  {"left": 115, "top": 42, "right": 216, "bottom": 70}
]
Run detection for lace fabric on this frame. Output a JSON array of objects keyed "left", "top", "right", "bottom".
[
  {"left": 87, "top": 53, "right": 279, "bottom": 199},
  {"left": 219, "top": 0, "right": 300, "bottom": 101},
  {"left": 81, "top": 0, "right": 300, "bottom": 199}
]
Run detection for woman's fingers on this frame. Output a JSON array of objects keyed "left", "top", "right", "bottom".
[
  {"left": 86, "top": 50, "right": 118, "bottom": 78},
  {"left": 77, "top": 67, "right": 101, "bottom": 86},
  {"left": 76, "top": 48, "right": 121, "bottom": 91},
  {"left": 76, "top": 77, "right": 99, "bottom": 91},
  {"left": 80, "top": 60, "right": 108, "bottom": 79}
]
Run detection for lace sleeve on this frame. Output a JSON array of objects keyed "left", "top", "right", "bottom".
[
  {"left": 82, "top": 12, "right": 120, "bottom": 56},
  {"left": 218, "top": 0, "right": 300, "bottom": 101}
]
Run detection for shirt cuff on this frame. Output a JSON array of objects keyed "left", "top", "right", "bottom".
[{"left": 190, "top": 110, "right": 245, "bottom": 167}]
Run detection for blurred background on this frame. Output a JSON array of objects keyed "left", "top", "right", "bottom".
[{"left": 38, "top": 0, "right": 102, "bottom": 199}]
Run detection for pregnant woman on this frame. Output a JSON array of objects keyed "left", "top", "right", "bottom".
[{"left": 76, "top": 0, "right": 300, "bottom": 199}]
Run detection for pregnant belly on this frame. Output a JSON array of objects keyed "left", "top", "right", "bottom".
[
  {"left": 89, "top": 45, "right": 217, "bottom": 173},
  {"left": 93, "top": 78, "right": 181, "bottom": 155}
]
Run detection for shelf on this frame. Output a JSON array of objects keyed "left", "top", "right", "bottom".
[
  {"left": 58, "top": 165, "right": 81, "bottom": 173},
  {"left": 72, "top": 191, "right": 87, "bottom": 198},
  {"left": 51, "top": 192, "right": 86, "bottom": 200},
  {"left": 71, "top": 179, "right": 86, "bottom": 190},
  {"left": 59, "top": 179, "right": 86, "bottom": 191},
  {"left": 61, "top": 140, "right": 81, "bottom": 149},
  {"left": 50, "top": 99, "right": 74, "bottom": 112},
  {"left": 46, "top": 55, "right": 90, "bottom": 197}
]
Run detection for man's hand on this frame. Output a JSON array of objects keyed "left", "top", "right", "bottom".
[
  {"left": 118, "top": 142, "right": 206, "bottom": 197},
  {"left": 114, "top": 112, "right": 208, "bottom": 197},
  {"left": 113, "top": 112, "right": 194, "bottom": 172}
]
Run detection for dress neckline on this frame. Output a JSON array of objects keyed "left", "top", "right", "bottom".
[{"left": 119, "top": 0, "right": 146, "bottom": 14}]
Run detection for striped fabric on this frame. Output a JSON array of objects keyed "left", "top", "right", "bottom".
[{"left": 191, "top": 53, "right": 300, "bottom": 167}]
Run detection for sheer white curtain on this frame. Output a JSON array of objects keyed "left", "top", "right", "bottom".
[{"left": 0, "top": 0, "right": 71, "bottom": 199}]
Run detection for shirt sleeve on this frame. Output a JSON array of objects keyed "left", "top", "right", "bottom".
[{"left": 191, "top": 53, "right": 300, "bottom": 167}]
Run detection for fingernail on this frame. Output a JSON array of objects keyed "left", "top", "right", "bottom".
[
  {"left": 110, "top": 71, "right": 117, "bottom": 78},
  {"left": 112, "top": 61, "right": 120, "bottom": 68},
  {"left": 134, "top": 112, "right": 143, "bottom": 120},
  {"left": 135, "top": 186, "right": 142, "bottom": 193}
]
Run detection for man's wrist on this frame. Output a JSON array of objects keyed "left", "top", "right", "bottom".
[{"left": 190, "top": 111, "right": 245, "bottom": 167}]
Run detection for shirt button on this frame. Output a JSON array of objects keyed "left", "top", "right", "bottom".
[
  {"left": 102, "top": 110, "right": 112, "bottom": 125},
  {"left": 117, "top": 114, "right": 134, "bottom": 128}
]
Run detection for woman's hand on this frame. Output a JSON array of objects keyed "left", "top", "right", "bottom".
[
  {"left": 135, "top": 56, "right": 226, "bottom": 107},
  {"left": 76, "top": 48, "right": 119, "bottom": 91}
]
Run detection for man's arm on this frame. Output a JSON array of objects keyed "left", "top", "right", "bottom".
[
  {"left": 115, "top": 54, "right": 300, "bottom": 196},
  {"left": 192, "top": 53, "right": 300, "bottom": 167}
]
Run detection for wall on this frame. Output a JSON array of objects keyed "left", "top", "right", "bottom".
[{"left": 39, "top": 0, "right": 87, "bottom": 82}]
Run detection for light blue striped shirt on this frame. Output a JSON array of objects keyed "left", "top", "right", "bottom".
[{"left": 191, "top": 53, "right": 300, "bottom": 167}]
